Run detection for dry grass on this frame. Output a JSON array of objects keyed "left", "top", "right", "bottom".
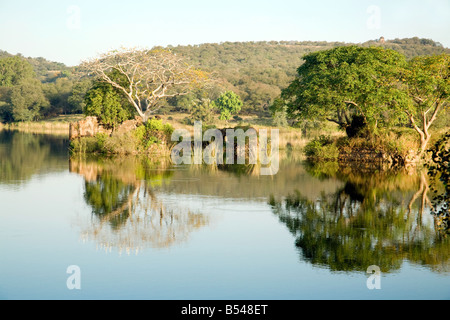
[
  {"left": 158, "top": 113, "right": 323, "bottom": 151},
  {"left": 274, "top": 127, "right": 306, "bottom": 151},
  {"left": 1, "top": 112, "right": 344, "bottom": 155},
  {"left": 0, "top": 114, "right": 85, "bottom": 136}
]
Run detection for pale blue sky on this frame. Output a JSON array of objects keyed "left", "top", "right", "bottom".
[{"left": 0, "top": 0, "right": 449, "bottom": 66}]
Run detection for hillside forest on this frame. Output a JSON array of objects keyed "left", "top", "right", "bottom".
[{"left": 0, "top": 37, "right": 449, "bottom": 123}]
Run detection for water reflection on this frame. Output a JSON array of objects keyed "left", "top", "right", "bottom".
[
  {"left": 270, "top": 164, "right": 450, "bottom": 273},
  {"left": 0, "top": 130, "right": 68, "bottom": 184},
  {"left": 70, "top": 157, "right": 209, "bottom": 254}
]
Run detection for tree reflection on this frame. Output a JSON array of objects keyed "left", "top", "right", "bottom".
[
  {"left": 427, "top": 132, "right": 450, "bottom": 235},
  {"left": 0, "top": 130, "right": 68, "bottom": 184},
  {"left": 70, "top": 156, "right": 209, "bottom": 254},
  {"left": 270, "top": 166, "right": 450, "bottom": 273}
]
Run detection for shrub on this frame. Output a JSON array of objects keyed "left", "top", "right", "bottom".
[
  {"left": 304, "top": 135, "right": 339, "bottom": 161},
  {"left": 133, "top": 119, "right": 174, "bottom": 151},
  {"left": 69, "top": 135, "right": 104, "bottom": 154},
  {"left": 102, "top": 131, "right": 139, "bottom": 155},
  {"left": 337, "top": 129, "right": 419, "bottom": 159},
  {"left": 70, "top": 119, "right": 175, "bottom": 155},
  {"left": 272, "top": 110, "right": 288, "bottom": 127},
  {"left": 191, "top": 98, "right": 216, "bottom": 124}
]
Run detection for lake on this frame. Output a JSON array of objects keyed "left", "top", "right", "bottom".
[{"left": 0, "top": 130, "right": 449, "bottom": 300}]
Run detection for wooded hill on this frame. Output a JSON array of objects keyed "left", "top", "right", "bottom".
[
  {"left": 0, "top": 50, "right": 71, "bottom": 83},
  {"left": 168, "top": 37, "right": 450, "bottom": 114},
  {"left": 1, "top": 37, "right": 449, "bottom": 116}
]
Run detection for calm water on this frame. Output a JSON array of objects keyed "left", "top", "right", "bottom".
[{"left": 0, "top": 130, "right": 449, "bottom": 300}]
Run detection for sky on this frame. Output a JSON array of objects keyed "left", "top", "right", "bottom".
[{"left": 0, "top": 0, "right": 449, "bottom": 66}]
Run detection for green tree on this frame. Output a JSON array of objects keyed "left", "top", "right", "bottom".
[
  {"left": 9, "top": 78, "right": 49, "bottom": 121},
  {"left": 0, "top": 57, "right": 37, "bottom": 121},
  {"left": 0, "top": 87, "right": 13, "bottom": 122},
  {"left": 84, "top": 81, "right": 134, "bottom": 129},
  {"left": 214, "top": 91, "right": 243, "bottom": 121},
  {"left": 80, "top": 48, "right": 209, "bottom": 122},
  {"left": 402, "top": 54, "right": 450, "bottom": 156},
  {"left": 280, "top": 46, "right": 407, "bottom": 136},
  {"left": 190, "top": 98, "right": 216, "bottom": 124},
  {"left": 0, "top": 56, "right": 35, "bottom": 87},
  {"left": 42, "top": 78, "right": 74, "bottom": 116},
  {"left": 68, "top": 79, "right": 92, "bottom": 114}
]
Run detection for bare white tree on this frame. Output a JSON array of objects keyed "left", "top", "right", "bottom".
[{"left": 79, "top": 47, "right": 210, "bottom": 121}]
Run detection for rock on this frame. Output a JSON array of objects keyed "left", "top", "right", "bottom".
[
  {"left": 115, "top": 117, "right": 143, "bottom": 134},
  {"left": 69, "top": 116, "right": 112, "bottom": 140}
]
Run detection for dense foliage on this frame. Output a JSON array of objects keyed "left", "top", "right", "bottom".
[
  {"left": 0, "top": 54, "right": 83, "bottom": 122},
  {"left": 84, "top": 82, "right": 134, "bottom": 129},
  {"left": 278, "top": 46, "right": 408, "bottom": 131},
  {"left": 278, "top": 45, "right": 449, "bottom": 157},
  {"left": 214, "top": 91, "right": 243, "bottom": 121}
]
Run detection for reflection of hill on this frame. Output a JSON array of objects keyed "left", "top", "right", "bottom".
[
  {"left": 0, "top": 130, "right": 68, "bottom": 184},
  {"left": 70, "top": 156, "right": 209, "bottom": 253},
  {"left": 270, "top": 166, "right": 450, "bottom": 273}
]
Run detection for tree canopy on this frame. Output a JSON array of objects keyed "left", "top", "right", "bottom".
[
  {"left": 9, "top": 78, "right": 49, "bottom": 121},
  {"left": 214, "top": 91, "right": 243, "bottom": 121},
  {"left": 402, "top": 54, "right": 450, "bottom": 155},
  {"left": 277, "top": 46, "right": 449, "bottom": 156},
  {"left": 79, "top": 47, "right": 210, "bottom": 121},
  {"left": 84, "top": 81, "right": 134, "bottom": 129},
  {"left": 0, "top": 37, "right": 449, "bottom": 123},
  {"left": 279, "top": 46, "right": 407, "bottom": 133},
  {"left": 0, "top": 56, "right": 35, "bottom": 87}
]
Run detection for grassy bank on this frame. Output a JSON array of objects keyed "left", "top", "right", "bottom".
[
  {"left": 1, "top": 111, "right": 338, "bottom": 155},
  {"left": 158, "top": 113, "right": 340, "bottom": 152},
  {"left": 1, "top": 111, "right": 341, "bottom": 158},
  {"left": 303, "top": 126, "right": 450, "bottom": 165},
  {"left": 0, "top": 114, "right": 84, "bottom": 136}
]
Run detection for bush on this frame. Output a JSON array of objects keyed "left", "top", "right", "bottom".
[
  {"left": 272, "top": 110, "right": 288, "bottom": 127},
  {"left": 304, "top": 135, "right": 339, "bottom": 161},
  {"left": 337, "top": 129, "right": 419, "bottom": 160},
  {"left": 191, "top": 98, "right": 216, "bottom": 124},
  {"left": 69, "top": 134, "right": 106, "bottom": 154},
  {"left": 70, "top": 119, "right": 175, "bottom": 155},
  {"left": 133, "top": 119, "right": 174, "bottom": 151}
]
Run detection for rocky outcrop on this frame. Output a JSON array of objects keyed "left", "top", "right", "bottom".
[
  {"left": 69, "top": 116, "right": 112, "bottom": 140},
  {"left": 114, "top": 117, "right": 143, "bottom": 134},
  {"left": 339, "top": 149, "right": 384, "bottom": 163},
  {"left": 69, "top": 116, "right": 143, "bottom": 140},
  {"left": 338, "top": 148, "right": 419, "bottom": 168}
]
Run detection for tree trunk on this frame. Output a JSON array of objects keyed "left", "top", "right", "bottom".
[{"left": 418, "top": 135, "right": 431, "bottom": 159}]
